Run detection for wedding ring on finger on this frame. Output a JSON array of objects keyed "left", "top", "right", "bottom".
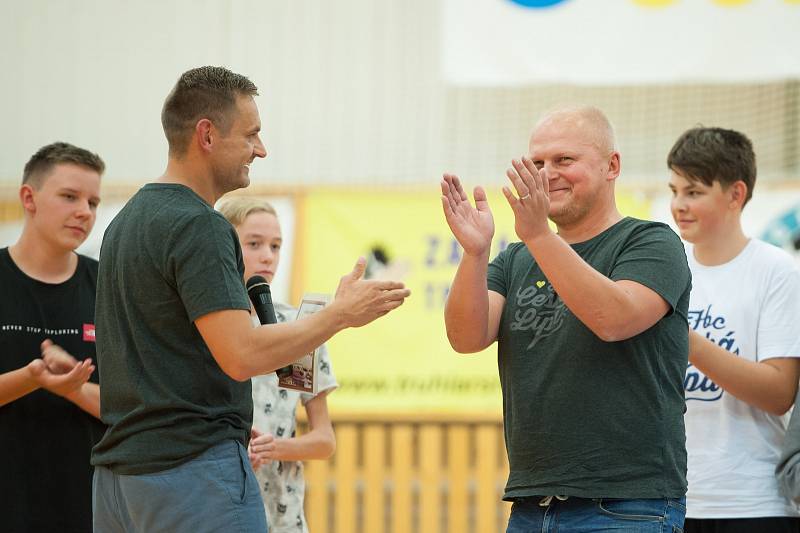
[{"left": 520, "top": 194, "right": 531, "bottom": 201}]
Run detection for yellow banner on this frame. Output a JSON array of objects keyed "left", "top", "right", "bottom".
[{"left": 299, "top": 188, "right": 650, "bottom": 414}]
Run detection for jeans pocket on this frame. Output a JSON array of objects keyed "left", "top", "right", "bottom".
[
  {"left": 666, "top": 497, "right": 686, "bottom": 532},
  {"left": 596, "top": 498, "right": 667, "bottom": 522},
  {"left": 666, "top": 497, "right": 686, "bottom": 513},
  {"left": 212, "top": 440, "right": 250, "bottom": 505}
]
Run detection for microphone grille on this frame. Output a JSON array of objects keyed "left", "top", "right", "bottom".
[{"left": 246, "top": 275, "right": 268, "bottom": 291}]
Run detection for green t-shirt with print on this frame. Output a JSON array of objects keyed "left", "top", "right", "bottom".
[
  {"left": 487, "top": 217, "right": 691, "bottom": 500},
  {"left": 92, "top": 183, "right": 252, "bottom": 475}
]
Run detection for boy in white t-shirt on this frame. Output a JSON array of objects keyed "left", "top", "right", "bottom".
[
  {"left": 218, "top": 197, "right": 337, "bottom": 533},
  {"left": 668, "top": 127, "right": 800, "bottom": 533}
]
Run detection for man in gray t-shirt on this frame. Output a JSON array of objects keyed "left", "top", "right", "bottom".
[
  {"left": 92, "top": 66, "right": 410, "bottom": 533},
  {"left": 440, "top": 106, "right": 690, "bottom": 532}
]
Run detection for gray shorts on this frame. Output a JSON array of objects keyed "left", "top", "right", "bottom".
[{"left": 92, "top": 440, "right": 268, "bottom": 533}]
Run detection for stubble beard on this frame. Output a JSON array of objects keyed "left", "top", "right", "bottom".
[
  {"left": 548, "top": 196, "right": 593, "bottom": 229},
  {"left": 213, "top": 162, "right": 249, "bottom": 196}
]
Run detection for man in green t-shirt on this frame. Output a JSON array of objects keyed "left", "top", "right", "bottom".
[
  {"left": 92, "top": 66, "right": 410, "bottom": 533},
  {"left": 440, "top": 105, "right": 690, "bottom": 531}
]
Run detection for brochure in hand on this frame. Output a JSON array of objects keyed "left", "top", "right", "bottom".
[{"left": 277, "top": 293, "right": 330, "bottom": 394}]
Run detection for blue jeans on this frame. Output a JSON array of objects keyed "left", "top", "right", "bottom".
[
  {"left": 507, "top": 496, "right": 686, "bottom": 533},
  {"left": 93, "top": 440, "right": 268, "bottom": 533}
]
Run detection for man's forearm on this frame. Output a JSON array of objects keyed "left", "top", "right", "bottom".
[
  {"left": 524, "top": 231, "right": 659, "bottom": 341},
  {"left": 202, "top": 270, "right": 409, "bottom": 381},
  {"left": 228, "top": 305, "right": 345, "bottom": 379},
  {"left": 444, "top": 252, "right": 492, "bottom": 353}
]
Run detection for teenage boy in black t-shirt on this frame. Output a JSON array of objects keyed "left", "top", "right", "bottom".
[{"left": 0, "top": 142, "right": 105, "bottom": 533}]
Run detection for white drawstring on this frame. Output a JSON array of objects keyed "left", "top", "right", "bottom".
[{"left": 538, "top": 495, "right": 569, "bottom": 507}]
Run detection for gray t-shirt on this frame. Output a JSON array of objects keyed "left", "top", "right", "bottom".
[
  {"left": 92, "top": 183, "right": 252, "bottom": 474},
  {"left": 487, "top": 217, "right": 691, "bottom": 500}
]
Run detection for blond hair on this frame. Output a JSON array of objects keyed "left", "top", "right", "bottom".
[{"left": 217, "top": 197, "right": 277, "bottom": 227}]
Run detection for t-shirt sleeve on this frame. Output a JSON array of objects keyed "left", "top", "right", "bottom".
[
  {"left": 757, "top": 261, "right": 800, "bottom": 361},
  {"left": 170, "top": 212, "right": 250, "bottom": 322},
  {"left": 609, "top": 224, "right": 691, "bottom": 314},
  {"left": 300, "top": 343, "right": 338, "bottom": 404},
  {"left": 487, "top": 245, "right": 512, "bottom": 297}
]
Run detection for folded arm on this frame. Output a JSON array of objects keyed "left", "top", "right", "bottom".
[
  {"left": 504, "top": 157, "right": 670, "bottom": 342},
  {"left": 249, "top": 391, "right": 336, "bottom": 468},
  {"left": 0, "top": 354, "right": 94, "bottom": 408},
  {"left": 689, "top": 331, "right": 800, "bottom": 416},
  {"left": 0, "top": 367, "right": 39, "bottom": 407},
  {"left": 524, "top": 232, "right": 670, "bottom": 342},
  {"left": 64, "top": 382, "right": 101, "bottom": 419}
]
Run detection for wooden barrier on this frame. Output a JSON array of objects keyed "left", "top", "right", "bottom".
[
  {"left": 0, "top": 199, "right": 23, "bottom": 223},
  {"left": 300, "top": 413, "right": 511, "bottom": 533}
]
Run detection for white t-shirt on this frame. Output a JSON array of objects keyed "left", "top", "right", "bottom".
[
  {"left": 251, "top": 303, "right": 338, "bottom": 533},
  {"left": 685, "top": 239, "right": 800, "bottom": 518}
]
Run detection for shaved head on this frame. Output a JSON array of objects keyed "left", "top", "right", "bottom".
[
  {"left": 531, "top": 105, "right": 616, "bottom": 155},
  {"left": 526, "top": 105, "right": 622, "bottom": 232}
]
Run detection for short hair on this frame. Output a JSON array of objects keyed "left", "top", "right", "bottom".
[
  {"left": 217, "top": 197, "right": 277, "bottom": 227},
  {"left": 161, "top": 66, "right": 259, "bottom": 157},
  {"left": 22, "top": 142, "right": 105, "bottom": 188},
  {"left": 668, "top": 127, "right": 756, "bottom": 205}
]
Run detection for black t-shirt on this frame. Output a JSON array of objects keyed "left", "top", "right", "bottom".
[
  {"left": 0, "top": 248, "right": 105, "bottom": 533},
  {"left": 91, "top": 183, "right": 252, "bottom": 474},
  {"left": 487, "top": 218, "right": 691, "bottom": 500}
]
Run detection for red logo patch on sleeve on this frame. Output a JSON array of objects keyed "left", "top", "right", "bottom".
[{"left": 83, "top": 324, "right": 96, "bottom": 342}]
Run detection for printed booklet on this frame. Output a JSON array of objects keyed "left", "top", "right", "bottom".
[{"left": 277, "top": 293, "right": 330, "bottom": 394}]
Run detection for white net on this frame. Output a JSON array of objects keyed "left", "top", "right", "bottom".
[
  {"left": 441, "top": 81, "right": 800, "bottom": 191},
  {"left": 0, "top": 0, "right": 797, "bottom": 192}
]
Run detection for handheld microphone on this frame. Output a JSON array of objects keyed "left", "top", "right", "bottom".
[
  {"left": 246, "top": 275, "right": 291, "bottom": 378},
  {"left": 246, "top": 275, "right": 277, "bottom": 326}
]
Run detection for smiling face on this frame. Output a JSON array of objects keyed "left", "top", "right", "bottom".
[
  {"left": 528, "top": 111, "right": 620, "bottom": 228},
  {"left": 668, "top": 170, "right": 741, "bottom": 245},
  {"left": 236, "top": 211, "right": 282, "bottom": 284},
  {"left": 210, "top": 95, "right": 267, "bottom": 195},
  {"left": 22, "top": 162, "right": 101, "bottom": 252}
]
